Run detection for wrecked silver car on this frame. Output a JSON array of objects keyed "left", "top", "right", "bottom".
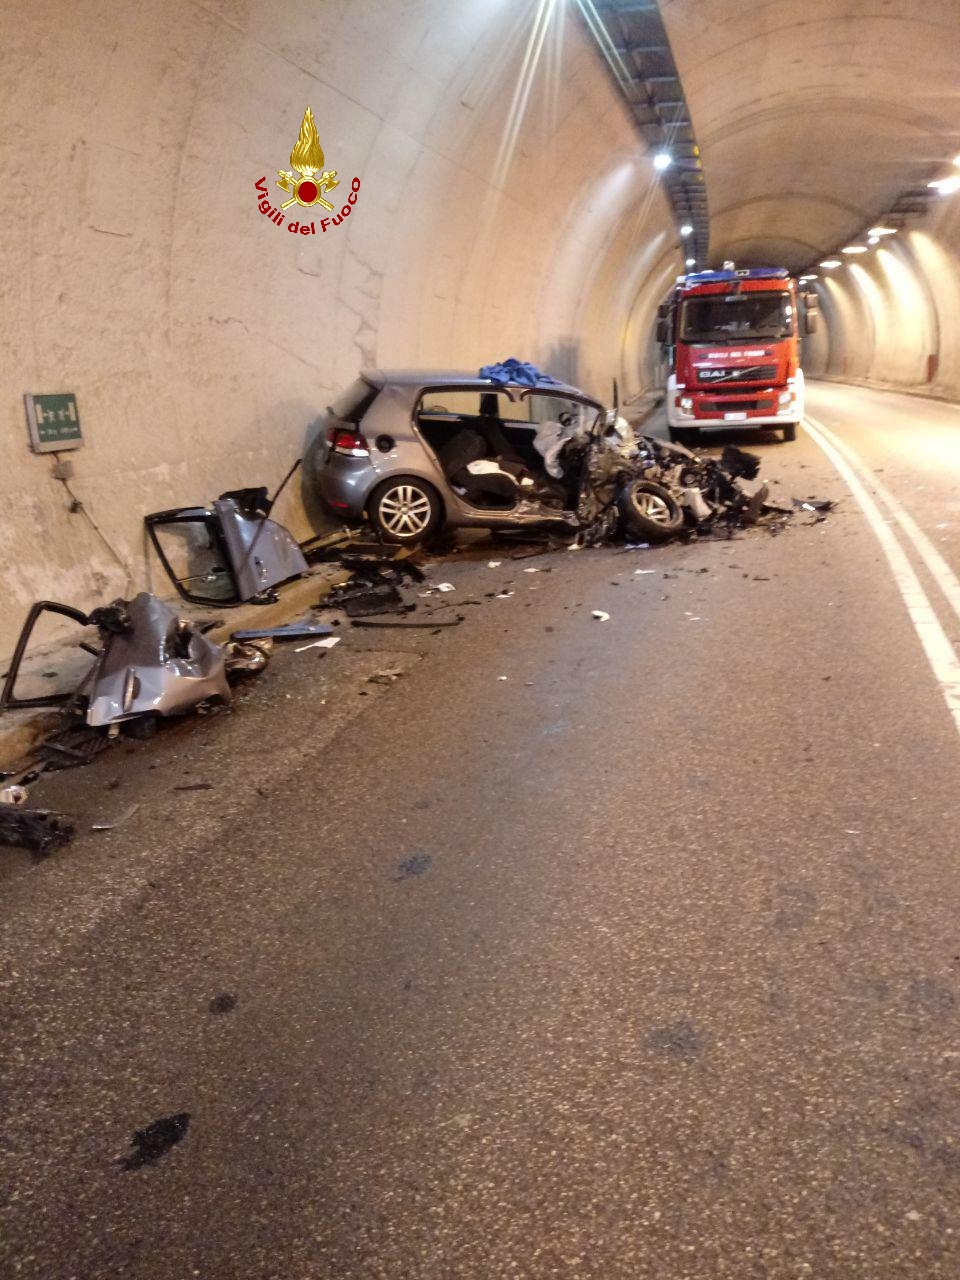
[{"left": 307, "top": 369, "right": 776, "bottom": 547}]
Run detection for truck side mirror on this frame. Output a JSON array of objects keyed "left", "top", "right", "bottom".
[
  {"left": 804, "top": 310, "right": 819, "bottom": 336},
  {"left": 656, "top": 318, "right": 669, "bottom": 345},
  {"left": 656, "top": 303, "right": 670, "bottom": 320}
]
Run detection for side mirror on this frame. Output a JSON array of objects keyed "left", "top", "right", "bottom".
[
  {"left": 656, "top": 318, "right": 669, "bottom": 345},
  {"left": 804, "top": 310, "right": 819, "bottom": 336},
  {"left": 657, "top": 303, "right": 670, "bottom": 320}
]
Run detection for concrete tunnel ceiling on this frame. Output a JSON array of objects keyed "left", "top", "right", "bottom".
[{"left": 646, "top": 0, "right": 960, "bottom": 272}]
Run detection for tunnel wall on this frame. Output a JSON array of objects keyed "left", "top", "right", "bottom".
[
  {"left": 0, "top": 0, "right": 679, "bottom": 656},
  {"left": 803, "top": 199, "right": 960, "bottom": 404}
]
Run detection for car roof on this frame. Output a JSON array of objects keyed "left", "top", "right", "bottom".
[{"left": 360, "top": 368, "right": 596, "bottom": 400}]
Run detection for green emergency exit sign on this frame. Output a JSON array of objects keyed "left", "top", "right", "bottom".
[{"left": 24, "top": 393, "right": 82, "bottom": 453}]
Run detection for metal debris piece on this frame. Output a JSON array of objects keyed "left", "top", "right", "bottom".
[
  {"left": 350, "top": 617, "right": 464, "bottom": 630},
  {"left": 231, "top": 622, "right": 332, "bottom": 641},
  {"left": 145, "top": 489, "right": 308, "bottom": 607},
  {"left": 1, "top": 593, "right": 232, "bottom": 728},
  {"left": 223, "top": 639, "right": 272, "bottom": 676}
]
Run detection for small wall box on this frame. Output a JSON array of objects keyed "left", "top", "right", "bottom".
[{"left": 25, "top": 393, "right": 82, "bottom": 453}]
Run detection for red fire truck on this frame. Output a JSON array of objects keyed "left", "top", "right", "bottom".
[{"left": 657, "top": 266, "right": 817, "bottom": 445}]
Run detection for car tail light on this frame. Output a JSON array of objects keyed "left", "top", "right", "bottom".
[{"left": 326, "top": 426, "right": 370, "bottom": 457}]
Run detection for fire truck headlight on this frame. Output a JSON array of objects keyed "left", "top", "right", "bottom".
[
  {"left": 679, "top": 396, "right": 693, "bottom": 413},
  {"left": 778, "top": 389, "right": 793, "bottom": 406}
]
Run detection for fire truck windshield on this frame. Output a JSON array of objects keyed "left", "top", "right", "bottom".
[{"left": 679, "top": 293, "right": 794, "bottom": 343}]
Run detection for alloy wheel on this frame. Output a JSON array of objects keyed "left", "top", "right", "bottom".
[
  {"left": 631, "top": 490, "right": 674, "bottom": 524},
  {"left": 378, "top": 484, "right": 433, "bottom": 537}
]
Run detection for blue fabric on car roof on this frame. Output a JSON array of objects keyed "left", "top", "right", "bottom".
[{"left": 478, "top": 359, "right": 562, "bottom": 387}]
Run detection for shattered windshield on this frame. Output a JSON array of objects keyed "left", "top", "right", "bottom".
[{"left": 679, "top": 293, "right": 794, "bottom": 342}]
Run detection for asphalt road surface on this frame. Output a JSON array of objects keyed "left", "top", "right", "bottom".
[{"left": 4, "top": 381, "right": 960, "bottom": 1279}]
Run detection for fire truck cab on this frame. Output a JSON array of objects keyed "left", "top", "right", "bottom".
[{"left": 658, "top": 266, "right": 817, "bottom": 446}]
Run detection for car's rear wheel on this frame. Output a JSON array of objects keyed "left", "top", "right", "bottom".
[
  {"left": 368, "top": 476, "right": 442, "bottom": 544},
  {"left": 617, "top": 480, "right": 683, "bottom": 542}
]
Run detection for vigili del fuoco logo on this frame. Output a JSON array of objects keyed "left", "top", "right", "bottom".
[{"left": 255, "top": 107, "right": 360, "bottom": 236}]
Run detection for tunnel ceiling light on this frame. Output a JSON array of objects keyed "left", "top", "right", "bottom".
[
  {"left": 680, "top": 223, "right": 693, "bottom": 236},
  {"left": 928, "top": 175, "right": 960, "bottom": 195},
  {"left": 685, "top": 257, "right": 696, "bottom": 267},
  {"left": 867, "top": 235, "right": 880, "bottom": 246},
  {"left": 868, "top": 226, "right": 897, "bottom": 236},
  {"left": 820, "top": 259, "right": 841, "bottom": 269},
  {"left": 842, "top": 244, "right": 868, "bottom": 254},
  {"left": 798, "top": 274, "right": 818, "bottom": 283},
  {"left": 653, "top": 152, "right": 672, "bottom": 171}
]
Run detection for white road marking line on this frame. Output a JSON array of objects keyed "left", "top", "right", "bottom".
[
  {"left": 806, "top": 412, "right": 960, "bottom": 627},
  {"left": 802, "top": 414, "right": 960, "bottom": 740}
]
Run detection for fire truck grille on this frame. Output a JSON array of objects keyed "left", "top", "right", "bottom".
[
  {"left": 696, "top": 364, "right": 778, "bottom": 384},
  {"left": 702, "top": 399, "right": 775, "bottom": 414}
]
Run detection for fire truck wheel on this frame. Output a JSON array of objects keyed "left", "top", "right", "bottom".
[
  {"left": 782, "top": 422, "right": 797, "bottom": 442},
  {"left": 617, "top": 480, "right": 683, "bottom": 542}
]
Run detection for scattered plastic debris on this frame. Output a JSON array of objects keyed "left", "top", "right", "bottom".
[
  {"left": 294, "top": 636, "right": 341, "bottom": 653},
  {"left": 0, "top": 785, "right": 29, "bottom": 806},
  {"left": 91, "top": 803, "right": 140, "bottom": 831},
  {"left": 592, "top": 610, "right": 610, "bottom": 622},
  {"left": 487, "top": 561, "right": 502, "bottom": 568}
]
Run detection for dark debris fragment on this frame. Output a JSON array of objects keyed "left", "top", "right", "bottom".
[
  {"left": 120, "top": 1112, "right": 191, "bottom": 1170},
  {"left": 0, "top": 803, "right": 75, "bottom": 856}
]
